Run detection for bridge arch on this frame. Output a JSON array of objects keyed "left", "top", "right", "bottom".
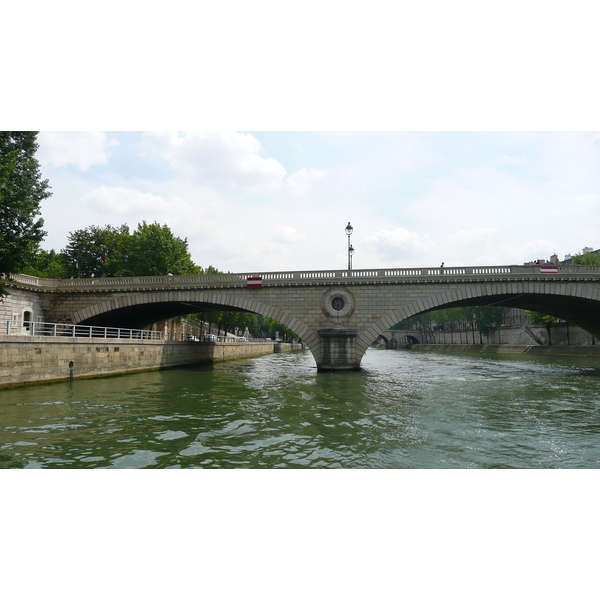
[
  {"left": 71, "top": 290, "right": 322, "bottom": 362},
  {"left": 357, "top": 280, "right": 600, "bottom": 362},
  {"left": 373, "top": 334, "right": 390, "bottom": 349}
]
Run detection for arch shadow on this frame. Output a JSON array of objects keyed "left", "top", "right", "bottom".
[
  {"left": 71, "top": 290, "right": 320, "bottom": 364},
  {"left": 356, "top": 281, "right": 600, "bottom": 365}
]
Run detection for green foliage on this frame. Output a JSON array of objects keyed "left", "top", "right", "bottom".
[
  {"left": 193, "top": 310, "right": 298, "bottom": 341},
  {"left": 391, "top": 312, "right": 434, "bottom": 330},
  {"left": 203, "top": 265, "right": 221, "bottom": 274},
  {"left": 391, "top": 305, "right": 508, "bottom": 339},
  {"left": 266, "top": 319, "right": 296, "bottom": 341},
  {"left": 474, "top": 306, "right": 508, "bottom": 336},
  {"left": 526, "top": 311, "right": 557, "bottom": 326},
  {"left": 0, "top": 132, "right": 50, "bottom": 293},
  {"left": 22, "top": 249, "right": 69, "bottom": 278},
  {"left": 63, "top": 224, "right": 130, "bottom": 278},
  {"left": 253, "top": 314, "right": 272, "bottom": 337},
  {"left": 60, "top": 221, "right": 202, "bottom": 278},
  {"left": 572, "top": 251, "right": 600, "bottom": 265},
  {"left": 526, "top": 310, "right": 558, "bottom": 344},
  {"left": 126, "top": 221, "right": 200, "bottom": 276}
]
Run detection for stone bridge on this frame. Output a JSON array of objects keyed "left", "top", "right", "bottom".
[{"left": 4, "top": 264, "right": 600, "bottom": 370}]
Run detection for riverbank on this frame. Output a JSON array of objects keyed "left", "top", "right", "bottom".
[
  {"left": 0, "top": 335, "right": 304, "bottom": 388},
  {"left": 407, "top": 343, "right": 600, "bottom": 357}
]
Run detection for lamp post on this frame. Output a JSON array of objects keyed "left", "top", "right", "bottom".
[{"left": 345, "top": 222, "right": 354, "bottom": 271}]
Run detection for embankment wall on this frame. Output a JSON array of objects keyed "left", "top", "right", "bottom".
[
  {"left": 393, "top": 324, "right": 597, "bottom": 346},
  {"left": 0, "top": 336, "right": 304, "bottom": 388},
  {"left": 408, "top": 344, "right": 600, "bottom": 357}
]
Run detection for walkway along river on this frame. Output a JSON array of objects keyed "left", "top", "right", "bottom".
[
  {"left": 0, "top": 327, "right": 303, "bottom": 388},
  {"left": 1, "top": 347, "right": 599, "bottom": 468}
]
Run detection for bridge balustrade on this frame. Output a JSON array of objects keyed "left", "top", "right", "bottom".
[{"left": 5, "top": 263, "right": 600, "bottom": 292}]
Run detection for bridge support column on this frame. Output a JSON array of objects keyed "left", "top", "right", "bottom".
[{"left": 317, "top": 327, "right": 360, "bottom": 371}]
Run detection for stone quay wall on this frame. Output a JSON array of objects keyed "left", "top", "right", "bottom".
[
  {"left": 384, "top": 323, "right": 598, "bottom": 347},
  {"left": 409, "top": 344, "right": 600, "bottom": 358},
  {"left": 0, "top": 337, "right": 304, "bottom": 389}
]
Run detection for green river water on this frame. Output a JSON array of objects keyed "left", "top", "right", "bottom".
[{"left": 2, "top": 347, "right": 600, "bottom": 469}]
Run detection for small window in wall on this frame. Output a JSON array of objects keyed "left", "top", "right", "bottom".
[{"left": 23, "top": 310, "right": 32, "bottom": 330}]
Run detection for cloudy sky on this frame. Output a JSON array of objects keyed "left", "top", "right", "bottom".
[
  {"left": 35, "top": 131, "right": 599, "bottom": 273},
  {"left": 6, "top": 3, "right": 599, "bottom": 275}
]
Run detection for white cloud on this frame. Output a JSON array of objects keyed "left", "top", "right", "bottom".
[
  {"left": 284, "top": 167, "right": 334, "bottom": 196},
  {"left": 37, "top": 131, "right": 118, "bottom": 171},
  {"left": 363, "top": 228, "right": 433, "bottom": 265},
  {"left": 140, "top": 131, "right": 286, "bottom": 191},
  {"left": 450, "top": 228, "right": 496, "bottom": 244},
  {"left": 81, "top": 185, "right": 178, "bottom": 220},
  {"left": 494, "top": 155, "right": 530, "bottom": 167},
  {"left": 271, "top": 226, "right": 306, "bottom": 244},
  {"left": 570, "top": 193, "right": 600, "bottom": 212}
]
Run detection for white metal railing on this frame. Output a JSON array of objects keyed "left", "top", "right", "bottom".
[
  {"left": 4, "top": 264, "right": 600, "bottom": 291},
  {"left": 2, "top": 321, "right": 276, "bottom": 343},
  {"left": 3, "top": 320, "right": 165, "bottom": 339},
  {"left": 200, "top": 336, "right": 278, "bottom": 343}
]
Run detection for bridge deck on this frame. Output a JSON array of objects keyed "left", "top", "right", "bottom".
[{"left": 4, "top": 265, "right": 600, "bottom": 292}]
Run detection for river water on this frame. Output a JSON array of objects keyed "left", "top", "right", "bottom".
[{"left": 2, "top": 347, "right": 600, "bottom": 469}]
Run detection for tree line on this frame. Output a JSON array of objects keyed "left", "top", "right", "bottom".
[
  {"left": 22, "top": 222, "right": 297, "bottom": 340},
  {"left": 23, "top": 222, "right": 211, "bottom": 279},
  {"left": 391, "top": 306, "right": 509, "bottom": 343}
]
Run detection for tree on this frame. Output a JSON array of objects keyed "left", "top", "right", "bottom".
[
  {"left": 62, "top": 224, "right": 130, "bottom": 278},
  {"left": 0, "top": 132, "right": 50, "bottom": 293},
  {"left": 203, "top": 265, "right": 221, "bottom": 274},
  {"left": 267, "top": 319, "right": 296, "bottom": 342},
  {"left": 392, "top": 305, "right": 508, "bottom": 344},
  {"left": 61, "top": 222, "right": 204, "bottom": 278},
  {"left": 474, "top": 306, "right": 508, "bottom": 341},
  {"left": 22, "top": 248, "right": 69, "bottom": 278},
  {"left": 127, "top": 221, "right": 200, "bottom": 276},
  {"left": 526, "top": 311, "right": 558, "bottom": 345},
  {"left": 572, "top": 251, "right": 600, "bottom": 266}
]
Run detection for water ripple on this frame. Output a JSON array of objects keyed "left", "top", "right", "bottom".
[{"left": 1, "top": 348, "right": 600, "bottom": 468}]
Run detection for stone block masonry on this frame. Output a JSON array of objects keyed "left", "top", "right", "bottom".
[
  {"left": 0, "top": 337, "right": 303, "bottom": 388},
  {"left": 6, "top": 264, "right": 600, "bottom": 370},
  {"left": 409, "top": 343, "right": 600, "bottom": 358}
]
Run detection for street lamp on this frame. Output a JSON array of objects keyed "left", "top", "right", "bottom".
[{"left": 345, "top": 222, "right": 354, "bottom": 270}]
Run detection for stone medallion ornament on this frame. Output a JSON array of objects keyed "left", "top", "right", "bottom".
[{"left": 321, "top": 287, "right": 355, "bottom": 323}]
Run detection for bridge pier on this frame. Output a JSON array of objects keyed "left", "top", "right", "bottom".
[{"left": 317, "top": 327, "right": 360, "bottom": 371}]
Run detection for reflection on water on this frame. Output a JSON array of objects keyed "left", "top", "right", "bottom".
[{"left": 1, "top": 348, "right": 600, "bottom": 468}]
